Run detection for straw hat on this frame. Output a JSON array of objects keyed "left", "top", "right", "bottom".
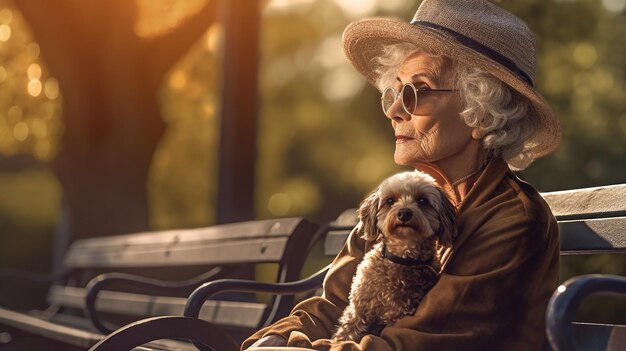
[{"left": 343, "top": 0, "right": 561, "bottom": 160}]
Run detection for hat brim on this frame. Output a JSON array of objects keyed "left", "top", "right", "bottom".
[{"left": 342, "top": 18, "right": 561, "bottom": 160}]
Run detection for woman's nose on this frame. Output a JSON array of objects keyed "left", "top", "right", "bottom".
[{"left": 385, "top": 97, "right": 411, "bottom": 122}]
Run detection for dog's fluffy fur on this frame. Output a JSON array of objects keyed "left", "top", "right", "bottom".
[{"left": 332, "top": 171, "right": 458, "bottom": 343}]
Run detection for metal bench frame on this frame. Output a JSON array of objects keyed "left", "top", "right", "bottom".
[{"left": 0, "top": 217, "right": 318, "bottom": 350}]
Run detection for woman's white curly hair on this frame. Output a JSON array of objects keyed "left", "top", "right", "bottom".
[{"left": 374, "top": 43, "right": 536, "bottom": 170}]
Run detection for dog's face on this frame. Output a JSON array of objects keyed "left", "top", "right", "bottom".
[{"left": 358, "top": 171, "right": 457, "bottom": 247}]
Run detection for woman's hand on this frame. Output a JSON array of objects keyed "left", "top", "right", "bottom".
[{"left": 247, "top": 334, "right": 288, "bottom": 348}]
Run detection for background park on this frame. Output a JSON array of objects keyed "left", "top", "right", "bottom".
[{"left": 0, "top": 0, "right": 624, "bottom": 331}]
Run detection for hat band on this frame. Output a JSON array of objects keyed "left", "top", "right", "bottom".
[{"left": 411, "top": 20, "right": 534, "bottom": 87}]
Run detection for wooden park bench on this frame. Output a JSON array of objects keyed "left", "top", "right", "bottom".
[
  {"left": 543, "top": 185, "right": 626, "bottom": 351},
  {"left": 89, "top": 183, "right": 626, "bottom": 351},
  {"left": 0, "top": 217, "right": 319, "bottom": 350}
]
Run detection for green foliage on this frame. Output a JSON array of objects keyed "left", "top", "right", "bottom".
[
  {"left": 0, "top": 5, "right": 62, "bottom": 161},
  {"left": 508, "top": 0, "right": 626, "bottom": 190},
  {"left": 149, "top": 26, "right": 220, "bottom": 229}
]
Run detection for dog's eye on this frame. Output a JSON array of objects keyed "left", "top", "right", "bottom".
[
  {"left": 385, "top": 197, "right": 395, "bottom": 205},
  {"left": 416, "top": 197, "right": 428, "bottom": 207}
]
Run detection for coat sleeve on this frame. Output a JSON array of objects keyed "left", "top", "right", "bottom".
[
  {"left": 241, "top": 225, "right": 367, "bottom": 350},
  {"left": 244, "top": 213, "right": 559, "bottom": 351}
]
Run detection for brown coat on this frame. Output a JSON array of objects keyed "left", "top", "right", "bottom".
[{"left": 243, "top": 158, "right": 560, "bottom": 351}]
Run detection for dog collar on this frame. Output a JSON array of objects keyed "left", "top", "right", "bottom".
[{"left": 382, "top": 243, "right": 433, "bottom": 266}]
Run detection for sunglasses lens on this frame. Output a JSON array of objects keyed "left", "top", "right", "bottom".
[
  {"left": 401, "top": 85, "right": 417, "bottom": 114},
  {"left": 381, "top": 88, "right": 396, "bottom": 113}
]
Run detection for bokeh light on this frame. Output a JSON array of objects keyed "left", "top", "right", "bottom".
[
  {"left": 0, "top": 24, "right": 10, "bottom": 42},
  {"left": 27, "top": 79, "right": 42, "bottom": 97},
  {"left": 602, "top": 0, "right": 626, "bottom": 12},
  {"left": 0, "top": 8, "right": 12, "bottom": 24},
  {"left": 572, "top": 43, "right": 597, "bottom": 68},
  {"left": 12, "top": 122, "right": 29, "bottom": 141},
  {"left": 44, "top": 78, "right": 59, "bottom": 100},
  {"left": 27, "top": 63, "right": 41, "bottom": 80}
]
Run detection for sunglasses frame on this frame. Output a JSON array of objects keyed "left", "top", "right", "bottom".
[{"left": 381, "top": 84, "right": 458, "bottom": 116}]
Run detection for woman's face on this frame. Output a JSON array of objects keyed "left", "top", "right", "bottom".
[{"left": 385, "top": 51, "right": 475, "bottom": 166}]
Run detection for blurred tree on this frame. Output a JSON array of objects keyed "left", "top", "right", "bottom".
[{"left": 6, "top": 0, "right": 217, "bottom": 240}]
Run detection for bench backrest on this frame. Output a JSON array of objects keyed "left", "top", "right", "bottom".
[
  {"left": 324, "top": 184, "right": 626, "bottom": 257},
  {"left": 543, "top": 184, "right": 626, "bottom": 254},
  {"left": 47, "top": 217, "right": 318, "bottom": 334}
]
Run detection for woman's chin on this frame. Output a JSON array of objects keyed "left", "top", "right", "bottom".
[
  {"left": 394, "top": 154, "right": 422, "bottom": 166},
  {"left": 394, "top": 148, "right": 427, "bottom": 165}
]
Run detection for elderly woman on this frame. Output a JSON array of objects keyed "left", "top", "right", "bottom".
[{"left": 244, "top": 0, "right": 561, "bottom": 350}]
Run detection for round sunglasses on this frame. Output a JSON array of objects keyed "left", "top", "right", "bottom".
[{"left": 381, "top": 84, "right": 457, "bottom": 116}]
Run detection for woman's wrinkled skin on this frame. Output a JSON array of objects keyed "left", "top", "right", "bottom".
[{"left": 385, "top": 51, "right": 485, "bottom": 203}]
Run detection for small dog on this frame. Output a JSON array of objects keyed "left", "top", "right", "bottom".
[{"left": 332, "top": 171, "right": 457, "bottom": 343}]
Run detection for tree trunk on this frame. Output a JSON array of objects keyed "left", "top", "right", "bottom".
[{"left": 12, "top": 0, "right": 217, "bottom": 240}]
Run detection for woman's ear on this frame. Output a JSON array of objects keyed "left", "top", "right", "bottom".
[
  {"left": 435, "top": 187, "right": 458, "bottom": 247},
  {"left": 357, "top": 190, "right": 380, "bottom": 241}
]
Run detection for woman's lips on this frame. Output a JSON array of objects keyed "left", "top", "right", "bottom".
[{"left": 395, "top": 135, "right": 414, "bottom": 143}]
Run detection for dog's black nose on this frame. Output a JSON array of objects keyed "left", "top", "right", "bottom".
[{"left": 397, "top": 208, "right": 412, "bottom": 222}]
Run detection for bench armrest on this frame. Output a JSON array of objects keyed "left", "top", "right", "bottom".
[
  {"left": 85, "top": 267, "right": 225, "bottom": 333},
  {"left": 184, "top": 265, "right": 330, "bottom": 319},
  {"left": 88, "top": 316, "right": 239, "bottom": 351},
  {"left": 546, "top": 274, "right": 626, "bottom": 351}
]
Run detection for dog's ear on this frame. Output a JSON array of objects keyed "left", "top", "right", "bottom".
[
  {"left": 357, "top": 190, "right": 380, "bottom": 241},
  {"left": 435, "top": 187, "right": 458, "bottom": 247}
]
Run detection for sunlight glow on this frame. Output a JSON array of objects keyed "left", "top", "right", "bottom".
[
  {"left": 44, "top": 79, "right": 60, "bottom": 100},
  {"left": 378, "top": 0, "right": 411, "bottom": 12},
  {"left": 321, "top": 65, "right": 365, "bottom": 102},
  {"left": 0, "top": 24, "right": 11, "bottom": 42},
  {"left": 204, "top": 23, "right": 223, "bottom": 55},
  {"left": 333, "top": 0, "right": 377, "bottom": 18},
  {"left": 572, "top": 43, "right": 597, "bottom": 68},
  {"left": 28, "top": 79, "right": 42, "bottom": 97},
  {"left": 169, "top": 70, "right": 188, "bottom": 90},
  {"left": 0, "top": 9, "right": 12, "bottom": 24},
  {"left": 265, "top": 0, "right": 315, "bottom": 13},
  {"left": 314, "top": 35, "right": 344, "bottom": 69},
  {"left": 268, "top": 193, "right": 291, "bottom": 216},
  {"left": 13, "top": 122, "right": 29, "bottom": 141},
  {"left": 135, "top": 0, "right": 208, "bottom": 37},
  {"left": 602, "top": 0, "right": 626, "bottom": 12},
  {"left": 27, "top": 63, "right": 42, "bottom": 80}
]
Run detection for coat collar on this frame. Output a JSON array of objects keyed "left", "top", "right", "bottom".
[{"left": 439, "top": 157, "right": 511, "bottom": 272}]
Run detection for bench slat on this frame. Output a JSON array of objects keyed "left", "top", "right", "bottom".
[
  {"left": 325, "top": 230, "right": 352, "bottom": 256},
  {"left": 324, "top": 217, "right": 626, "bottom": 256},
  {"left": 0, "top": 307, "right": 200, "bottom": 350},
  {"left": 65, "top": 237, "right": 288, "bottom": 268},
  {"left": 0, "top": 306, "right": 103, "bottom": 348},
  {"left": 568, "top": 322, "right": 626, "bottom": 351},
  {"left": 63, "top": 218, "right": 305, "bottom": 269},
  {"left": 542, "top": 184, "right": 626, "bottom": 220},
  {"left": 48, "top": 286, "right": 266, "bottom": 329},
  {"left": 560, "top": 217, "right": 626, "bottom": 254}
]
